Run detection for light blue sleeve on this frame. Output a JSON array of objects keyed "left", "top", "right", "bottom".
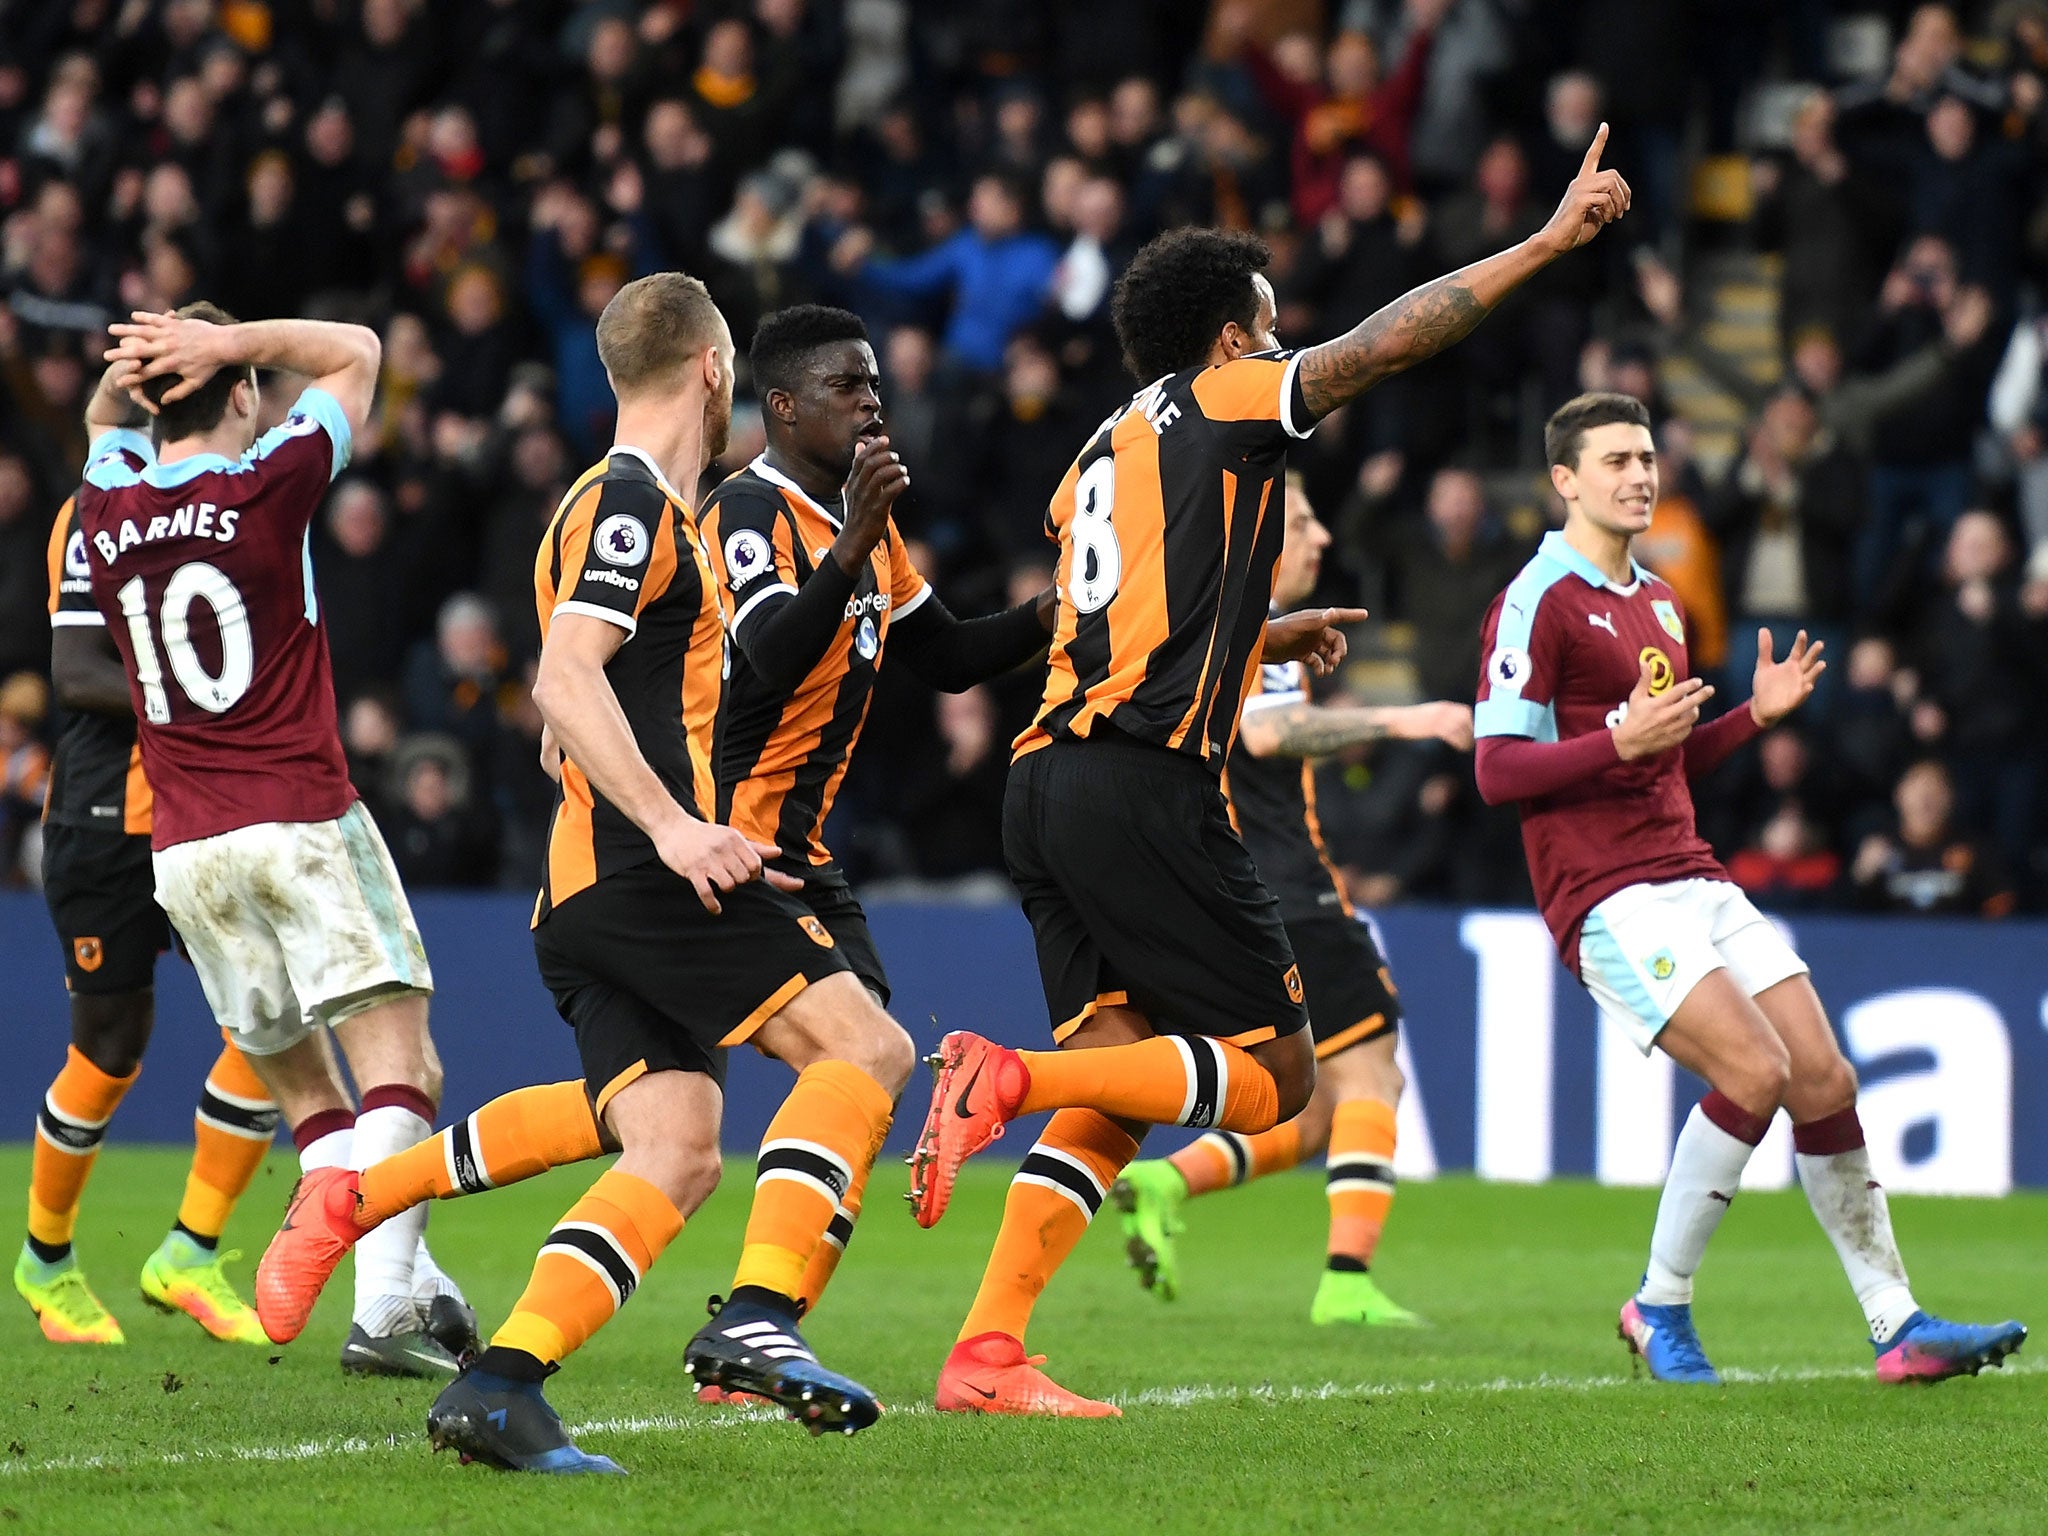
[
  {"left": 1473, "top": 559, "right": 1565, "bottom": 741},
  {"left": 81, "top": 428, "right": 153, "bottom": 487},
  {"left": 248, "top": 386, "right": 353, "bottom": 483}
]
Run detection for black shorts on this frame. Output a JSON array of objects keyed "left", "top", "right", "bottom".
[
  {"left": 1286, "top": 913, "right": 1401, "bottom": 1059},
  {"left": 533, "top": 860, "right": 852, "bottom": 1113},
  {"left": 1003, "top": 734, "right": 1310, "bottom": 1047},
  {"left": 795, "top": 870, "right": 889, "bottom": 1006},
  {"left": 41, "top": 824, "right": 170, "bottom": 995}
]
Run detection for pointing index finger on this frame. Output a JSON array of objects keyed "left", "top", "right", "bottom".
[{"left": 1580, "top": 121, "right": 1609, "bottom": 176}]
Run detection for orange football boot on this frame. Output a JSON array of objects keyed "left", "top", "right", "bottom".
[
  {"left": 694, "top": 1384, "right": 773, "bottom": 1406},
  {"left": 935, "top": 1332, "right": 1120, "bottom": 1417},
  {"left": 256, "top": 1166, "right": 371, "bottom": 1343},
  {"left": 907, "top": 1032, "right": 1029, "bottom": 1228}
]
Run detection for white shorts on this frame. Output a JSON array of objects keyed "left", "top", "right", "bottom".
[
  {"left": 1577, "top": 878, "right": 1807, "bottom": 1055},
  {"left": 154, "top": 803, "right": 434, "bottom": 1056}
]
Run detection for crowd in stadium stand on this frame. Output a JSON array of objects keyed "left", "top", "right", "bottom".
[{"left": 4, "top": 0, "right": 2048, "bottom": 918}]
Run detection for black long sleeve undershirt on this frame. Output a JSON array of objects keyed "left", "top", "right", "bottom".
[
  {"left": 729, "top": 556, "right": 859, "bottom": 692},
  {"left": 887, "top": 589, "right": 1051, "bottom": 692}
]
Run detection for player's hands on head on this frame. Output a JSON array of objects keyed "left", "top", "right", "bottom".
[
  {"left": 1265, "top": 607, "right": 1369, "bottom": 676},
  {"left": 654, "top": 814, "right": 800, "bottom": 914},
  {"left": 1541, "top": 122, "right": 1630, "bottom": 256},
  {"left": 105, "top": 310, "right": 229, "bottom": 408},
  {"left": 1748, "top": 627, "right": 1825, "bottom": 728},
  {"left": 1611, "top": 653, "right": 1710, "bottom": 760},
  {"left": 833, "top": 435, "right": 908, "bottom": 575}
]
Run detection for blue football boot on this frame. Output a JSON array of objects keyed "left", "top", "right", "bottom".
[
  {"left": 1619, "top": 1296, "right": 1721, "bottom": 1383},
  {"left": 684, "top": 1293, "right": 882, "bottom": 1436},
  {"left": 1875, "top": 1312, "right": 2027, "bottom": 1383},
  {"left": 426, "top": 1367, "right": 624, "bottom": 1474}
]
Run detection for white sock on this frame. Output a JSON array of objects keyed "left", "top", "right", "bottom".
[
  {"left": 411, "top": 1234, "right": 465, "bottom": 1306},
  {"left": 298, "top": 1125, "right": 354, "bottom": 1172},
  {"left": 351, "top": 1102, "right": 433, "bottom": 1334},
  {"left": 1796, "top": 1143, "right": 1919, "bottom": 1344},
  {"left": 1636, "top": 1102, "right": 1758, "bottom": 1306}
]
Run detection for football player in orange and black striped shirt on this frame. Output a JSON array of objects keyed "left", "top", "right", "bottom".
[
  {"left": 262, "top": 275, "right": 918, "bottom": 1472},
  {"left": 19, "top": 492, "right": 279, "bottom": 1350},
  {"left": 1115, "top": 471, "right": 1473, "bottom": 1329},
  {"left": 913, "top": 125, "right": 1633, "bottom": 1415},
  {"left": 699, "top": 304, "right": 1055, "bottom": 1006}
]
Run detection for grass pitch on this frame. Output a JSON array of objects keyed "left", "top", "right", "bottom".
[{"left": 1, "top": 1148, "right": 2040, "bottom": 1535}]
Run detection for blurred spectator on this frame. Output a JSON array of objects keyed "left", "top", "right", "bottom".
[
  {"left": 1853, "top": 239, "right": 2002, "bottom": 611},
  {"left": 0, "top": 452, "right": 51, "bottom": 681},
  {"left": 343, "top": 691, "right": 404, "bottom": 831},
  {"left": 315, "top": 479, "right": 412, "bottom": 707},
  {"left": 1909, "top": 512, "right": 2044, "bottom": 858},
  {"left": 1726, "top": 803, "right": 1842, "bottom": 910},
  {"left": 403, "top": 593, "right": 512, "bottom": 795},
  {"left": 841, "top": 172, "right": 1058, "bottom": 374},
  {"left": 1387, "top": 468, "right": 1524, "bottom": 704},
  {"left": 382, "top": 736, "right": 499, "bottom": 889},
  {"left": 525, "top": 183, "right": 655, "bottom": 456},
  {"left": 0, "top": 672, "right": 50, "bottom": 887},
  {"left": 898, "top": 686, "right": 1009, "bottom": 880},
  {"left": 1705, "top": 390, "right": 1862, "bottom": 642},
  {"left": 1851, "top": 759, "right": 2016, "bottom": 916}
]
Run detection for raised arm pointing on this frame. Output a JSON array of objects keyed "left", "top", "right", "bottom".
[{"left": 1296, "top": 123, "right": 1630, "bottom": 419}]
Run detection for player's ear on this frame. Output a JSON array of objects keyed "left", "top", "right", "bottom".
[{"left": 1549, "top": 461, "right": 1575, "bottom": 501}]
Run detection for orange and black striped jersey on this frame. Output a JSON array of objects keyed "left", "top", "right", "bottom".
[
  {"left": 1016, "top": 348, "right": 1314, "bottom": 767},
  {"left": 698, "top": 456, "right": 930, "bottom": 876},
  {"left": 43, "top": 497, "right": 151, "bottom": 836},
  {"left": 1223, "top": 653, "right": 1353, "bottom": 924},
  {"left": 532, "top": 446, "right": 724, "bottom": 921}
]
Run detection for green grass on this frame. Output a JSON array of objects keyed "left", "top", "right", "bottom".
[{"left": 1, "top": 1148, "right": 2040, "bottom": 1535}]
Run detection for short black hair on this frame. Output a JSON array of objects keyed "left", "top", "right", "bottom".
[
  {"left": 147, "top": 300, "right": 257, "bottom": 445},
  {"left": 749, "top": 304, "right": 871, "bottom": 396},
  {"left": 1544, "top": 391, "right": 1651, "bottom": 469},
  {"left": 1111, "top": 228, "right": 1270, "bottom": 381}
]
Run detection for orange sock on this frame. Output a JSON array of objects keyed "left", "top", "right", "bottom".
[
  {"left": 795, "top": 1150, "right": 868, "bottom": 1318},
  {"left": 732, "top": 1061, "right": 894, "bottom": 1301},
  {"left": 1016, "top": 1036, "right": 1279, "bottom": 1131},
  {"left": 357, "top": 1080, "right": 604, "bottom": 1226},
  {"left": 27, "top": 1047, "right": 138, "bottom": 1256},
  {"left": 490, "top": 1170, "right": 684, "bottom": 1366},
  {"left": 176, "top": 1041, "right": 278, "bottom": 1241},
  {"left": 958, "top": 1109, "right": 1140, "bottom": 1344},
  {"left": 1171, "top": 1119, "right": 1305, "bottom": 1197},
  {"left": 1326, "top": 1099, "right": 1397, "bottom": 1269}
]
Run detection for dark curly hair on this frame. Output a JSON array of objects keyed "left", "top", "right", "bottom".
[
  {"left": 1111, "top": 228, "right": 1271, "bottom": 382},
  {"left": 749, "top": 304, "right": 871, "bottom": 395}
]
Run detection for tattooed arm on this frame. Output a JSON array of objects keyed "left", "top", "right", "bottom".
[
  {"left": 1240, "top": 700, "right": 1474, "bottom": 760},
  {"left": 1295, "top": 124, "right": 1631, "bottom": 419}
]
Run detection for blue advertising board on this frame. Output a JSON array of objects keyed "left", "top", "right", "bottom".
[{"left": 2, "top": 894, "right": 2041, "bottom": 1194}]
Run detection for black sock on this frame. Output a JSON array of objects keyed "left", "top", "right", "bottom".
[
  {"left": 26, "top": 1235, "right": 70, "bottom": 1266},
  {"left": 1326, "top": 1255, "right": 1368, "bottom": 1274},
  {"left": 725, "top": 1285, "right": 800, "bottom": 1322},
  {"left": 172, "top": 1221, "right": 218, "bottom": 1252},
  {"left": 474, "top": 1345, "right": 552, "bottom": 1384}
]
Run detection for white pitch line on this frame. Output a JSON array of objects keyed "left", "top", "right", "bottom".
[{"left": 5, "top": 1358, "right": 2038, "bottom": 1479}]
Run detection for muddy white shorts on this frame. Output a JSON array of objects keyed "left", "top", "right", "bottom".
[
  {"left": 1577, "top": 878, "right": 1807, "bottom": 1055},
  {"left": 153, "top": 803, "right": 433, "bottom": 1055}
]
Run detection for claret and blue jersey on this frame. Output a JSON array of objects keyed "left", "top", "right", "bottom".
[
  {"left": 72, "top": 387, "right": 358, "bottom": 851},
  {"left": 1475, "top": 530, "right": 1728, "bottom": 968}
]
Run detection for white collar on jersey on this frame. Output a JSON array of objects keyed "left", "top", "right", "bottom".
[
  {"left": 1540, "top": 530, "right": 1650, "bottom": 594},
  {"left": 606, "top": 442, "right": 691, "bottom": 507},
  {"left": 748, "top": 453, "right": 845, "bottom": 531}
]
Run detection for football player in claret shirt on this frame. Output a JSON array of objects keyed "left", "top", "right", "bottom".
[
  {"left": 1475, "top": 391, "right": 2025, "bottom": 1384},
  {"left": 908, "top": 128, "right": 1634, "bottom": 1417},
  {"left": 1114, "top": 472, "right": 1471, "bottom": 1327},
  {"left": 17, "top": 489, "right": 277, "bottom": 1349},
  {"left": 74, "top": 304, "right": 473, "bottom": 1378}
]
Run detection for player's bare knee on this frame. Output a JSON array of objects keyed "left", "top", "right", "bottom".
[
  {"left": 1791, "top": 1053, "right": 1858, "bottom": 1120},
  {"left": 69, "top": 992, "right": 153, "bottom": 1078},
  {"left": 1264, "top": 1037, "right": 1318, "bottom": 1123},
  {"left": 1731, "top": 1040, "right": 1792, "bottom": 1115}
]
